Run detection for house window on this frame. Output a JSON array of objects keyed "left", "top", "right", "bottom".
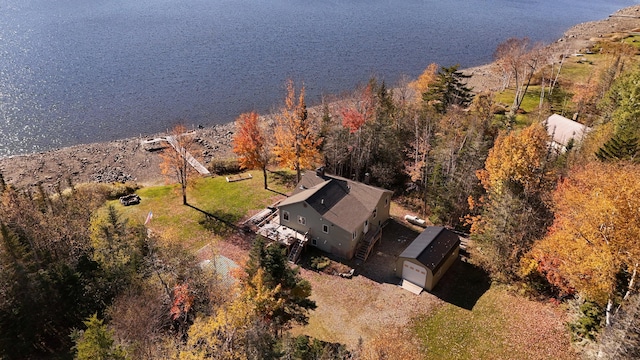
[
  {"left": 322, "top": 224, "right": 329, "bottom": 233},
  {"left": 373, "top": 208, "right": 377, "bottom": 219},
  {"left": 385, "top": 196, "right": 389, "bottom": 206},
  {"left": 298, "top": 215, "right": 306, "bottom": 225},
  {"left": 283, "top": 211, "right": 290, "bottom": 222},
  {"left": 312, "top": 238, "right": 317, "bottom": 245},
  {"left": 352, "top": 231, "right": 357, "bottom": 240}
]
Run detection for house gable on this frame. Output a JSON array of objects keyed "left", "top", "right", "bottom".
[
  {"left": 280, "top": 171, "right": 392, "bottom": 234},
  {"left": 277, "top": 170, "right": 393, "bottom": 259}
]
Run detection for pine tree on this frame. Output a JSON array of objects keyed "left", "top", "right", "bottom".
[
  {"left": 72, "top": 313, "right": 127, "bottom": 360},
  {"left": 423, "top": 65, "right": 473, "bottom": 113},
  {"left": 244, "top": 238, "right": 316, "bottom": 336},
  {"left": 596, "top": 128, "right": 639, "bottom": 162}
]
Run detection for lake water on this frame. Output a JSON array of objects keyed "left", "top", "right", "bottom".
[{"left": 0, "top": 0, "right": 637, "bottom": 157}]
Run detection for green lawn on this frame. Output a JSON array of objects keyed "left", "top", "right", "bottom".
[
  {"left": 115, "top": 169, "right": 291, "bottom": 249},
  {"left": 413, "top": 287, "right": 508, "bottom": 359}
]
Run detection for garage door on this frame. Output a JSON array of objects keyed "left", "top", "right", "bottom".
[{"left": 402, "top": 260, "right": 426, "bottom": 288}]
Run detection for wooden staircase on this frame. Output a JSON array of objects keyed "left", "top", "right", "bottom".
[
  {"left": 287, "top": 232, "right": 309, "bottom": 264},
  {"left": 288, "top": 239, "right": 304, "bottom": 263},
  {"left": 355, "top": 227, "right": 382, "bottom": 261}
]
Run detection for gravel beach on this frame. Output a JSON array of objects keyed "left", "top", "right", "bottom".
[{"left": 2, "top": 5, "right": 639, "bottom": 191}]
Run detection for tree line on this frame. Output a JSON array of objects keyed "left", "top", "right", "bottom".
[
  {"left": 233, "top": 36, "right": 640, "bottom": 358},
  {"left": 1, "top": 33, "right": 640, "bottom": 358}
]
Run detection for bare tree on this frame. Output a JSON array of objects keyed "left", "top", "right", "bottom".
[
  {"left": 494, "top": 37, "right": 546, "bottom": 115},
  {"left": 160, "top": 124, "right": 202, "bottom": 205}
]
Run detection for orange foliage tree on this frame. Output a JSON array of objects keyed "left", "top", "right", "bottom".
[
  {"left": 409, "top": 63, "right": 439, "bottom": 103},
  {"left": 273, "top": 80, "right": 322, "bottom": 183},
  {"left": 232, "top": 112, "right": 271, "bottom": 189},
  {"left": 470, "top": 123, "right": 555, "bottom": 280},
  {"left": 524, "top": 162, "right": 640, "bottom": 308}
]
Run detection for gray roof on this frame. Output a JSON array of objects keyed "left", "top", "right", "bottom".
[
  {"left": 399, "top": 227, "right": 460, "bottom": 272},
  {"left": 278, "top": 171, "right": 392, "bottom": 233}
]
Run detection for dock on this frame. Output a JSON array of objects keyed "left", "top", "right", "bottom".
[{"left": 141, "top": 135, "right": 211, "bottom": 176}]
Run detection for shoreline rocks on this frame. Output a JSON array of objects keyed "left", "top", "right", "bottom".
[{"left": 2, "top": 5, "right": 640, "bottom": 191}]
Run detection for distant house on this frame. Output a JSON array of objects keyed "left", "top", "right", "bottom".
[
  {"left": 396, "top": 226, "right": 460, "bottom": 292},
  {"left": 545, "top": 114, "right": 591, "bottom": 151},
  {"left": 276, "top": 168, "right": 393, "bottom": 260}
]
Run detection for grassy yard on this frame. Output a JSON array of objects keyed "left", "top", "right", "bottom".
[
  {"left": 413, "top": 284, "right": 575, "bottom": 360},
  {"left": 110, "top": 170, "right": 576, "bottom": 359},
  {"left": 115, "top": 169, "right": 291, "bottom": 250}
]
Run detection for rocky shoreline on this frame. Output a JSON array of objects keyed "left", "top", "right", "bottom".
[{"left": 2, "top": 5, "right": 640, "bottom": 191}]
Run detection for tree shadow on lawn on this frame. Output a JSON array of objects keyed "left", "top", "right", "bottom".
[
  {"left": 187, "top": 203, "right": 239, "bottom": 234},
  {"left": 430, "top": 259, "right": 491, "bottom": 310},
  {"left": 268, "top": 170, "right": 298, "bottom": 188}
]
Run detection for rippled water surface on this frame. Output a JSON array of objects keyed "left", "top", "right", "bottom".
[{"left": 0, "top": 0, "right": 637, "bottom": 156}]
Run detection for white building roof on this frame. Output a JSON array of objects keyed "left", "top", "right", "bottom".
[{"left": 545, "top": 114, "right": 591, "bottom": 150}]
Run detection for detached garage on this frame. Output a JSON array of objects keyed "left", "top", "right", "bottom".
[{"left": 396, "top": 226, "right": 460, "bottom": 292}]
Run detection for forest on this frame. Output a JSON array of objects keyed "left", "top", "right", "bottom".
[{"left": 1, "top": 33, "right": 640, "bottom": 359}]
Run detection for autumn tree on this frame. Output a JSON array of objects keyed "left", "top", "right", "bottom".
[
  {"left": 524, "top": 162, "right": 640, "bottom": 314},
  {"left": 160, "top": 124, "right": 202, "bottom": 205},
  {"left": 233, "top": 111, "right": 271, "bottom": 189},
  {"left": 180, "top": 268, "right": 280, "bottom": 359},
  {"left": 469, "top": 123, "right": 555, "bottom": 280},
  {"left": 273, "top": 80, "right": 322, "bottom": 183},
  {"left": 409, "top": 63, "right": 439, "bottom": 103}
]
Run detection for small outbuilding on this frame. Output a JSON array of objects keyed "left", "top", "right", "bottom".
[
  {"left": 396, "top": 226, "right": 460, "bottom": 292},
  {"left": 544, "top": 114, "right": 591, "bottom": 152}
]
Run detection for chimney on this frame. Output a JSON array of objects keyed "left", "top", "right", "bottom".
[{"left": 364, "top": 173, "right": 370, "bottom": 185}]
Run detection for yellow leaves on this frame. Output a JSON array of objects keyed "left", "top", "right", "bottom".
[
  {"left": 273, "top": 80, "right": 322, "bottom": 177},
  {"left": 527, "top": 161, "right": 640, "bottom": 304},
  {"left": 241, "top": 268, "right": 284, "bottom": 321},
  {"left": 409, "top": 63, "right": 439, "bottom": 103},
  {"left": 180, "top": 268, "right": 283, "bottom": 359},
  {"left": 480, "top": 123, "right": 550, "bottom": 196}
]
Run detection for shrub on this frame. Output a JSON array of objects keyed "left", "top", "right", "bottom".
[
  {"left": 208, "top": 158, "right": 241, "bottom": 175},
  {"left": 310, "top": 256, "right": 331, "bottom": 271},
  {"left": 567, "top": 301, "right": 603, "bottom": 342}
]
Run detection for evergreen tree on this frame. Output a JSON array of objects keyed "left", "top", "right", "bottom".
[
  {"left": 244, "top": 237, "right": 316, "bottom": 336},
  {"left": 423, "top": 65, "right": 473, "bottom": 113},
  {"left": 596, "top": 127, "right": 639, "bottom": 162},
  {"left": 72, "top": 313, "right": 127, "bottom": 360}
]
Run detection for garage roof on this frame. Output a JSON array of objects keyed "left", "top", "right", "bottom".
[{"left": 399, "top": 227, "right": 460, "bottom": 273}]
